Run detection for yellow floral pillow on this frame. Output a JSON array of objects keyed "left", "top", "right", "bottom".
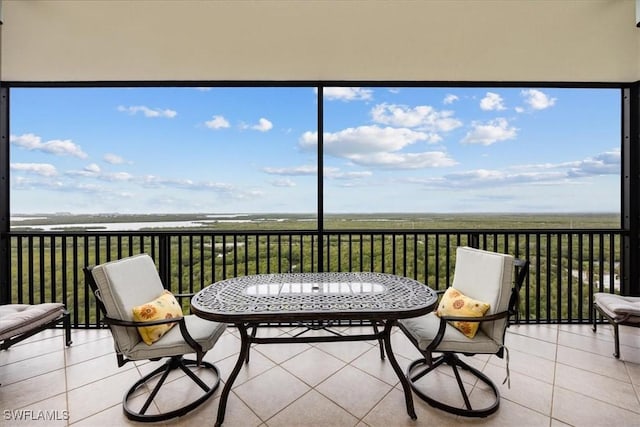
[
  {"left": 436, "top": 287, "right": 490, "bottom": 338},
  {"left": 132, "top": 290, "right": 183, "bottom": 345}
]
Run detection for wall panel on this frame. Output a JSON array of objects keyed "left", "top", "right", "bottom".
[{"left": 0, "top": 0, "right": 638, "bottom": 82}]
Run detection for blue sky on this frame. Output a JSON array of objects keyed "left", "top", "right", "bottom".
[{"left": 9, "top": 86, "right": 620, "bottom": 214}]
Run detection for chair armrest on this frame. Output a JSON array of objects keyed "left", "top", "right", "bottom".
[
  {"left": 102, "top": 315, "right": 185, "bottom": 328},
  {"left": 173, "top": 292, "right": 195, "bottom": 299},
  {"left": 437, "top": 310, "right": 510, "bottom": 323}
]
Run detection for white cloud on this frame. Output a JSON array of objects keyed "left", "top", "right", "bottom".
[
  {"left": 304, "top": 126, "right": 427, "bottom": 155},
  {"left": 567, "top": 150, "right": 620, "bottom": 177},
  {"left": 84, "top": 163, "right": 101, "bottom": 174},
  {"left": 10, "top": 134, "right": 88, "bottom": 159},
  {"left": 11, "top": 176, "right": 65, "bottom": 191},
  {"left": 300, "top": 126, "right": 457, "bottom": 169},
  {"left": 452, "top": 169, "right": 562, "bottom": 185},
  {"left": 264, "top": 165, "right": 374, "bottom": 181},
  {"left": 9, "top": 133, "right": 40, "bottom": 150},
  {"left": 252, "top": 118, "right": 273, "bottom": 132},
  {"left": 321, "top": 87, "right": 373, "bottom": 101},
  {"left": 518, "top": 149, "right": 620, "bottom": 177},
  {"left": 480, "top": 92, "right": 506, "bottom": 111},
  {"left": 67, "top": 165, "right": 132, "bottom": 182},
  {"left": 263, "top": 165, "right": 317, "bottom": 176},
  {"left": 140, "top": 175, "right": 236, "bottom": 193},
  {"left": 407, "top": 169, "right": 566, "bottom": 190},
  {"left": 11, "top": 163, "right": 58, "bottom": 177},
  {"left": 117, "top": 105, "right": 177, "bottom": 118},
  {"left": 205, "top": 115, "right": 230, "bottom": 129},
  {"left": 239, "top": 118, "right": 274, "bottom": 132},
  {"left": 325, "top": 170, "right": 373, "bottom": 180},
  {"left": 42, "top": 140, "right": 87, "bottom": 158},
  {"left": 347, "top": 151, "right": 457, "bottom": 169},
  {"left": 521, "top": 89, "right": 556, "bottom": 110},
  {"left": 139, "top": 176, "right": 263, "bottom": 201},
  {"left": 443, "top": 94, "right": 459, "bottom": 104},
  {"left": 66, "top": 170, "right": 96, "bottom": 178},
  {"left": 67, "top": 183, "right": 105, "bottom": 193},
  {"left": 461, "top": 118, "right": 518, "bottom": 146},
  {"left": 103, "top": 172, "right": 134, "bottom": 182},
  {"left": 103, "top": 153, "right": 126, "bottom": 164},
  {"left": 407, "top": 149, "right": 620, "bottom": 191},
  {"left": 269, "top": 178, "right": 296, "bottom": 187},
  {"left": 370, "top": 103, "right": 462, "bottom": 135}
]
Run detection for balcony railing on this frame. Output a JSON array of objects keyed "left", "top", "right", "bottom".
[{"left": 6, "top": 228, "right": 622, "bottom": 328}]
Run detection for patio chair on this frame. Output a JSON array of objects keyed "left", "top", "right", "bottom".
[
  {"left": 84, "top": 254, "right": 226, "bottom": 422},
  {"left": 592, "top": 292, "right": 640, "bottom": 358},
  {"left": 398, "top": 246, "right": 529, "bottom": 417},
  {"left": 0, "top": 303, "right": 71, "bottom": 351}
]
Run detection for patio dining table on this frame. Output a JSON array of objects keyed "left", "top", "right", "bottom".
[{"left": 191, "top": 271, "right": 438, "bottom": 426}]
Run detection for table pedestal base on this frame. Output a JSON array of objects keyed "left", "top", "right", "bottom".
[{"left": 214, "top": 321, "right": 415, "bottom": 426}]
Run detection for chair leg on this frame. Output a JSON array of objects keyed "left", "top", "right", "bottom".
[
  {"left": 63, "top": 311, "right": 72, "bottom": 347},
  {"left": 372, "top": 321, "right": 385, "bottom": 359},
  {"left": 123, "top": 356, "right": 220, "bottom": 422},
  {"left": 612, "top": 323, "right": 620, "bottom": 359},
  {"left": 594, "top": 303, "right": 622, "bottom": 359},
  {"left": 245, "top": 325, "right": 257, "bottom": 363},
  {"left": 406, "top": 353, "right": 500, "bottom": 418}
]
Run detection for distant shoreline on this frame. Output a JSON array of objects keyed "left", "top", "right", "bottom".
[{"left": 9, "top": 212, "right": 621, "bottom": 231}]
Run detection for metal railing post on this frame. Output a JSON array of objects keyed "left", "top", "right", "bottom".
[{"left": 158, "top": 234, "right": 171, "bottom": 288}]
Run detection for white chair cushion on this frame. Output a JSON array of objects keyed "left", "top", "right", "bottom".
[
  {"left": 594, "top": 292, "right": 640, "bottom": 323},
  {"left": 451, "top": 247, "right": 513, "bottom": 343},
  {"left": 126, "top": 315, "right": 226, "bottom": 360},
  {"left": 399, "top": 312, "right": 501, "bottom": 354},
  {"left": 0, "top": 303, "right": 66, "bottom": 341},
  {"left": 91, "top": 254, "right": 174, "bottom": 354}
]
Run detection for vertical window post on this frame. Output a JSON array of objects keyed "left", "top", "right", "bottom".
[
  {"left": 317, "top": 86, "right": 324, "bottom": 272},
  {"left": 622, "top": 83, "right": 640, "bottom": 296},
  {"left": 0, "top": 86, "right": 10, "bottom": 304}
]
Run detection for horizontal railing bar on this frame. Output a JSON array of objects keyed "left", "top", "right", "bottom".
[{"left": 7, "top": 227, "right": 626, "bottom": 237}]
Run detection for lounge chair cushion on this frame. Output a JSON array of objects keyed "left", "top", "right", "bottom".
[
  {"left": 0, "top": 303, "right": 66, "bottom": 341},
  {"left": 594, "top": 293, "right": 640, "bottom": 323}
]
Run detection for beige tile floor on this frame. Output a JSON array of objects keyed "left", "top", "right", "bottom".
[{"left": 1, "top": 323, "right": 639, "bottom": 427}]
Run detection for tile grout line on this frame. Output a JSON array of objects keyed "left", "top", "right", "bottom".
[
  {"left": 548, "top": 325, "right": 560, "bottom": 426},
  {"left": 64, "top": 331, "right": 71, "bottom": 427}
]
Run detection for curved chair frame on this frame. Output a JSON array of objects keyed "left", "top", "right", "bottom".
[
  {"left": 399, "top": 251, "right": 529, "bottom": 418},
  {"left": 85, "top": 262, "right": 222, "bottom": 422}
]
